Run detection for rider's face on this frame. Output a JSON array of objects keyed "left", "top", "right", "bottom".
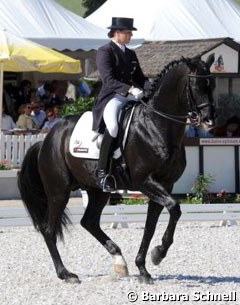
[{"left": 115, "top": 30, "right": 133, "bottom": 45}]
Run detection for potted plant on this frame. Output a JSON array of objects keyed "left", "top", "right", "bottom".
[{"left": 188, "top": 174, "right": 214, "bottom": 204}]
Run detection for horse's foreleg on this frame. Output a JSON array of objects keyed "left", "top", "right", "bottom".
[
  {"left": 81, "top": 189, "right": 129, "bottom": 277},
  {"left": 151, "top": 203, "right": 181, "bottom": 266},
  {"left": 135, "top": 200, "right": 164, "bottom": 284}
]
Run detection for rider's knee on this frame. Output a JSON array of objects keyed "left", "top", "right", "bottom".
[{"left": 107, "top": 125, "right": 118, "bottom": 138}]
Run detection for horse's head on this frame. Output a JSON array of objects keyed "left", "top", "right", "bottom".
[{"left": 184, "top": 54, "right": 216, "bottom": 129}]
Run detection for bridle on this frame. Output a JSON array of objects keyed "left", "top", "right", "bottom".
[
  {"left": 187, "top": 73, "right": 213, "bottom": 124},
  {"left": 140, "top": 72, "right": 213, "bottom": 125}
]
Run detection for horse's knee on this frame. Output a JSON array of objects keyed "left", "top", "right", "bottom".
[
  {"left": 80, "top": 216, "right": 99, "bottom": 233},
  {"left": 80, "top": 216, "right": 91, "bottom": 230},
  {"left": 169, "top": 204, "right": 182, "bottom": 221}
]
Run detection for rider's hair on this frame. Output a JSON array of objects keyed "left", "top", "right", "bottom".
[{"left": 108, "top": 29, "right": 117, "bottom": 38}]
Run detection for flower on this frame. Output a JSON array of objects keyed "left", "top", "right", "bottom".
[
  {"left": 217, "top": 189, "right": 228, "bottom": 197},
  {"left": 0, "top": 160, "right": 12, "bottom": 170},
  {"left": 215, "top": 189, "right": 230, "bottom": 203}
]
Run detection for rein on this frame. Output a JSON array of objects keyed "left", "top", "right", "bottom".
[
  {"left": 140, "top": 72, "right": 212, "bottom": 125},
  {"left": 139, "top": 98, "right": 190, "bottom": 125}
]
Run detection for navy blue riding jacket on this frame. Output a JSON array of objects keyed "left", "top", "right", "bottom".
[{"left": 92, "top": 41, "right": 146, "bottom": 133}]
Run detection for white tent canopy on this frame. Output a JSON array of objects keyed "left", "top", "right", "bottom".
[
  {"left": 87, "top": 0, "right": 240, "bottom": 42},
  {"left": 0, "top": 0, "right": 143, "bottom": 51}
]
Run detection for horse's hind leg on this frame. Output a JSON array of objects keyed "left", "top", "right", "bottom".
[
  {"left": 151, "top": 203, "right": 182, "bottom": 266},
  {"left": 39, "top": 181, "right": 80, "bottom": 283},
  {"left": 135, "top": 200, "right": 164, "bottom": 283},
  {"left": 81, "top": 188, "right": 129, "bottom": 276}
]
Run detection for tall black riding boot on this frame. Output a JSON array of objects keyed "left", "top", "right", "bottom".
[{"left": 97, "top": 130, "right": 116, "bottom": 192}]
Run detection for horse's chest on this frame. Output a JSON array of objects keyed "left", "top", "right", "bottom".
[{"left": 160, "top": 146, "right": 186, "bottom": 179}]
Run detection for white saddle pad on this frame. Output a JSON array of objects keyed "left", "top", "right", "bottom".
[
  {"left": 69, "top": 111, "right": 100, "bottom": 159},
  {"left": 69, "top": 106, "right": 136, "bottom": 160}
]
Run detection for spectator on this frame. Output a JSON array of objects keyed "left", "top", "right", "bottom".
[
  {"left": 16, "top": 103, "right": 37, "bottom": 129},
  {"left": 31, "top": 101, "right": 46, "bottom": 129},
  {"left": 65, "top": 81, "right": 76, "bottom": 101},
  {"left": 76, "top": 79, "right": 92, "bottom": 98},
  {"left": 41, "top": 108, "right": 61, "bottom": 132},
  {"left": 17, "top": 104, "right": 26, "bottom": 115},
  {"left": 55, "top": 80, "right": 68, "bottom": 102},
  {"left": 38, "top": 80, "right": 62, "bottom": 109},
  {"left": 52, "top": 105, "right": 62, "bottom": 118},
  {"left": 3, "top": 84, "right": 18, "bottom": 121},
  {"left": 36, "top": 81, "right": 51, "bottom": 101},
  {"left": 1, "top": 103, "right": 16, "bottom": 133},
  {"left": 213, "top": 116, "right": 240, "bottom": 137},
  {"left": 185, "top": 125, "right": 213, "bottom": 137},
  {"left": 16, "top": 79, "right": 32, "bottom": 110}
]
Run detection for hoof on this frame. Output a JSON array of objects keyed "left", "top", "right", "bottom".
[
  {"left": 114, "top": 264, "right": 129, "bottom": 276},
  {"left": 138, "top": 275, "right": 154, "bottom": 285},
  {"left": 65, "top": 276, "right": 81, "bottom": 284},
  {"left": 59, "top": 270, "right": 81, "bottom": 284},
  {"left": 113, "top": 255, "right": 129, "bottom": 276},
  {"left": 151, "top": 246, "right": 163, "bottom": 266}
]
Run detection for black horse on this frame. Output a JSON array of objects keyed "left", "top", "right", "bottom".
[{"left": 18, "top": 54, "right": 215, "bottom": 284}]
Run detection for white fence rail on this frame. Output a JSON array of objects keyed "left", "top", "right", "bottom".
[
  {"left": 1, "top": 135, "right": 240, "bottom": 195},
  {"left": 0, "top": 203, "right": 240, "bottom": 227},
  {"left": 0, "top": 134, "right": 45, "bottom": 168}
]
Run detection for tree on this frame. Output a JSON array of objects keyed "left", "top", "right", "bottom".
[{"left": 83, "top": 0, "right": 107, "bottom": 17}]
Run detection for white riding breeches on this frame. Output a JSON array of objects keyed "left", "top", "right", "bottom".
[{"left": 103, "top": 94, "right": 136, "bottom": 138}]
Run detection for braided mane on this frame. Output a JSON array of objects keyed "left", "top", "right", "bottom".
[{"left": 145, "top": 59, "right": 185, "bottom": 100}]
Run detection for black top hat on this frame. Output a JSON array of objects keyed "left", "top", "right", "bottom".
[{"left": 107, "top": 17, "right": 137, "bottom": 31}]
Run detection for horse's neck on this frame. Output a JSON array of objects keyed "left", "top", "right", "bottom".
[
  {"left": 151, "top": 65, "right": 188, "bottom": 114},
  {"left": 141, "top": 65, "right": 189, "bottom": 145}
]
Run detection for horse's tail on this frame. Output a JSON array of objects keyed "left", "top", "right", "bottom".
[{"left": 17, "top": 142, "right": 48, "bottom": 231}]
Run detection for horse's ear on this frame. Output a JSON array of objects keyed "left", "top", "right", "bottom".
[
  {"left": 182, "top": 56, "right": 197, "bottom": 72},
  {"left": 205, "top": 53, "right": 215, "bottom": 69}
]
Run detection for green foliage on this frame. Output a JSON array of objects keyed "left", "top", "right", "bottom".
[
  {"left": 55, "top": 0, "right": 240, "bottom": 18},
  {"left": 82, "top": 0, "right": 107, "bottom": 17},
  {"left": 119, "top": 193, "right": 149, "bottom": 205},
  {"left": 120, "top": 198, "right": 147, "bottom": 205},
  {"left": 55, "top": 0, "right": 86, "bottom": 16},
  {"left": 62, "top": 97, "right": 95, "bottom": 116},
  {"left": 56, "top": 0, "right": 107, "bottom": 18},
  {"left": 190, "top": 174, "right": 214, "bottom": 203},
  {"left": 183, "top": 175, "right": 240, "bottom": 204},
  {"left": 210, "top": 190, "right": 232, "bottom": 203},
  {"left": 0, "top": 160, "right": 12, "bottom": 170}
]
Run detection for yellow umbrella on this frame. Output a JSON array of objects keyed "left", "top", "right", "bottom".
[
  {"left": 0, "top": 29, "right": 81, "bottom": 131},
  {"left": 0, "top": 29, "right": 81, "bottom": 73}
]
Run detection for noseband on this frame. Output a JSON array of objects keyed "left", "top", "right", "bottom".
[{"left": 140, "top": 72, "right": 213, "bottom": 125}]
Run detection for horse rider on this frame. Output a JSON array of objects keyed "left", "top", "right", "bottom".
[{"left": 92, "top": 17, "right": 147, "bottom": 192}]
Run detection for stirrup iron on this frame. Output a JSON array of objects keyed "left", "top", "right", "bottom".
[{"left": 102, "top": 174, "right": 117, "bottom": 192}]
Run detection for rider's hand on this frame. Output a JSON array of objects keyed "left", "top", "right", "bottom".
[{"left": 128, "top": 86, "right": 144, "bottom": 100}]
